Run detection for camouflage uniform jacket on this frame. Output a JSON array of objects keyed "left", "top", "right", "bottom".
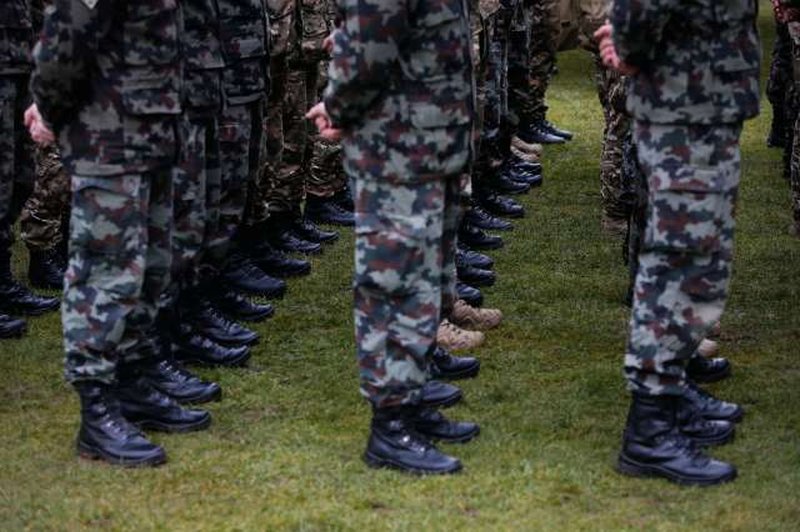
[
  {"left": 218, "top": 0, "right": 269, "bottom": 104},
  {"left": 31, "top": 0, "right": 182, "bottom": 176},
  {"left": 325, "top": 0, "right": 475, "bottom": 183},
  {"left": 0, "top": 1, "right": 34, "bottom": 75},
  {"left": 183, "top": 0, "right": 225, "bottom": 111},
  {"left": 611, "top": 0, "right": 760, "bottom": 124}
]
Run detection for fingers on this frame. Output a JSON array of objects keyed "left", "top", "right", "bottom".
[
  {"left": 24, "top": 104, "right": 37, "bottom": 128},
  {"left": 593, "top": 23, "right": 612, "bottom": 43}
]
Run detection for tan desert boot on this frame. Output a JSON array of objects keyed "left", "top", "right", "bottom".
[
  {"left": 697, "top": 338, "right": 719, "bottom": 358},
  {"left": 437, "top": 319, "right": 485, "bottom": 351},
  {"left": 449, "top": 299, "right": 503, "bottom": 331}
]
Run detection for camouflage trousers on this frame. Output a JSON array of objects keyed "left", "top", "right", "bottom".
[
  {"left": 64, "top": 170, "right": 173, "bottom": 384},
  {"left": 625, "top": 122, "right": 742, "bottom": 396},
  {"left": 508, "top": 0, "right": 558, "bottom": 125},
  {"left": 19, "top": 144, "right": 71, "bottom": 252},
  {"left": 211, "top": 99, "right": 263, "bottom": 263},
  {"left": 355, "top": 175, "right": 461, "bottom": 408},
  {"left": 593, "top": 55, "right": 633, "bottom": 222},
  {"left": 0, "top": 75, "right": 34, "bottom": 249},
  {"left": 172, "top": 112, "right": 220, "bottom": 291},
  {"left": 306, "top": 59, "right": 347, "bottom": 199},
  {"left": 790, "top": 116, "right": 800, "bottom": 227},
  {"left": 259, "top": 54, "right": 308, "bottom": 217}
]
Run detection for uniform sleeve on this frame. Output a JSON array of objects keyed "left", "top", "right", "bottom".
[
  {"left": 610, "top": 0, "right": 677, "bottom": 67},
  {"left": 30, "top": 0, "right": 111, "bottom": 132},
  {"left": 323, "top": 0, "right": 408, "bottom": 128}
]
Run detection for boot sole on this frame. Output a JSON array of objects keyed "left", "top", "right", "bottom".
[
  {"left": 460, "top": 241, "right": 504, "bottom": 251},
  {"left": 421, "top": 426, "right": 480, "bottom": 444},
  {"left": 174, "top": 350, "right": 251, "bottom": 368},
  {"left": 255, "top": 265, "right": 312, "bottom": 279},
  {"left": 363, "top": 451, "right": 462, "bottom": 475},
  {"left": 217, "top": 306, "right": 275, "bottom": 323},
  {"left": 159, "top": 386, "right": 223, "bottom": 406},
  {"left": 431, "top": 364, "right": 481, "bottom": 381},
  {"left": 616, "top": 453, "right": 737, "bottom": 486},
  {"left": 134, "top": 414, "right": 212, "bottom": 434},
  {"left": 458, "top": 277, "right": 496, "bottom": 288},
  {"left": 686, "top": 426, "right": 736, "bottom": 448},
  {"left": 421, "top": 392, "right": 463, "bottom": 410},
  {"left": 77, "top": 441, "right": 166, "bottom": 468}
]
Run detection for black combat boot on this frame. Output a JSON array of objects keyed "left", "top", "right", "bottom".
[
  {"left": 506, "top": 158, "right": 543, "bottom": 187},
  {"left": 305, "top": 194, "right": 355, "bottom": 226},
  {"left": 0, "top": 249, "right": 60, "bottom": 316},
  {"left": 457, "top": 247, "right": 494, "bottom": 270},
  {"left": 683, "top": 381, "right": 743, "bottom": 423},
  {"left": 364, "top": 406, "right": 462, "bottom": 474},
  {"left": 457, "top": 264, "right": 496, "bottom": 288},
  {"left": 686, "top": 354, "right": 731, "bottom": 384},
  {"left": 0, "top": 313, "right": 26, "bottom": 339},
  {"left": 267, "top": 213, "right": 323, "bottom": 255},
  {"left": 116, "top": 367, "right": 212, "bottom": 433},
  {"left": 421, "top": 380, "right": 463, "bottom": 409},
  {"left": 478, "top": 190, "right": 525, "bottom": 219},
  {"left": 249, "top": 242, "right": 311, "bottom": 278},
  {"left": 28, "top": 248, "right": 65, "bottom": 290},
  {"left": 539, "top": 119, "right": 574, "bottom": 140},
  {"left": 488, "top": 171, "right": 531, "bottom": 195},
  {"left": 617, "top": 393, "right": 737, "bottom": 486},
  {"left": 74, "top": 381, "right": 167, "bottom": 467},
  {"left": 464, "top": 204, "right": 513, "bottom": 232},
  {"left": 458, "top": 222, "right": 504, "bottom": 250},
  {"left": 333, "top": 184, "right": 355, "bottom": 212},
  {"left": 172, "top": 322, "right": 252, "bottom": 367},
  {"left": 136, "top": 357, "right": 222, "bottom": 405},
  {"left": 677, "top": 396, "right": 735, "bottom": 447},
  {"left": 429, "top": 346, "right": 480, "bottom": 381},
  {"left": 292, "top": 214, "right": 339, "bottom": 244},
  {"left": 412, "top": 407, "right": 480, "bottom": 444},
  {"left": 222, "top": 252, "right": 287, "bottom": 298},
  {"left": 187, "top": 296, "right": 260, "bottom": 347},
  {"left": 517, "top": 120, "right": 566, "bottom": 145},
  {"left": 212, "top": 287, "right": 275, "bottom": 322},
  {"left": 456, "top": 282, "right": 483, "bottom": 308}
]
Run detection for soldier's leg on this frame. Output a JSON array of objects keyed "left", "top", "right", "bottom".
[
  {"left": 263, "top": 62, "right": 327, "bottom": 253},
  {"left": 0, "top": 76, "right": 58, "bottom": 319},
  {"left": 625, "top": 123, "right": 741, "bottom": 393},
  {"left": 0, "top": 77, "right": 28, "bottom": 338},
  {"left": 305, "top": 58, "right": 354, "bottom": 226},
  {"left": 595, "top": 59, "right": 633, "bottom": 231},
  {"left": 20, "top": 144, "right": 71, "bottom": 289},
  {"left": 618, "top": 122, "right": 742, "bottom": 485},
  {"left": 767, "top": 20, "right": 793, "bottom": 149},
  {"left": 790, "top": 115, "right": 800, "bottom": 236}
]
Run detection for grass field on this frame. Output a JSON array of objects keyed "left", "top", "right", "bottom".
[{"left": 2, "top": 6, "right": 799, "bottom": 531}]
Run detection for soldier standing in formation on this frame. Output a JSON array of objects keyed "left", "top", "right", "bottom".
[{"left": 598, "top": 0, "right": 759, "bottom": 485}]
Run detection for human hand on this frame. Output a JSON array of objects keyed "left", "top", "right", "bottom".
[
  {"left": 24, "top": 103, "right": 55, "bottom": 145},
  {"left": 594, "top": 23, "right": 639, "bottom": 76},
  {"left": 306, "top": 102, "right": 343, "bottom": 142}
]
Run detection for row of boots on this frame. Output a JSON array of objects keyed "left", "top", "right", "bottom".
[{"left": 73, "top": 186, "right": 358, "bottom": 466}]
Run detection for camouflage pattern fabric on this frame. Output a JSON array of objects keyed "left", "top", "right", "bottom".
[
  {"left": 215, "top": 101, "right": 264, "bottom": 258},
  {"left": 355, "top": 177, "right": 461, "bottom": 407},
  {"left": 0, "top": 76, "right": 34, "bottom": 249},
  {"left": 31, "top": 0, "right": 183, "bottom": 381},
  {"left": 788, "top": 21, "right": 800, "bottom": 229},
  {"left": 0, "top": 1, "right": 34, "bottom": 76},
  {"left": 767, "top": 20, "right": 793, "bottom": 153},
  {"left": 170, "top": 0, "right": 224, "bottom": 291},
  {"left": 324, "top": 0, "right": 473, "bottom": 407},
  {"left": 19, "top": 144, "right": 71, "bottom": 252},
  {"left": 213, "top": 0, "right": 268, "bottom": 251},
  {"left": 305, "top": 58, "right": 348, "bottom": 199},
  {"left": 593, "top": 56, "right": 633, "bottom": 222},
  {"left": 508, "top": 0, "right": 558, "bottom": 125},
  {"left": 610, "top": 0, "right": 760, "bottom": 125},
  {"left": 625, "top": 123, "right": 742, "bottom": 395},
  {"left": 304, "top": 0, "right": 348, "bottom": 201},
  {"left": 63, "top": 171, "right": 173, "bottom": 383}
]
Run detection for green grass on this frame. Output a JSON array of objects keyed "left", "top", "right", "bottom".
[{"left": 2, "top": 7, "right": 799, "bottom": 531}]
